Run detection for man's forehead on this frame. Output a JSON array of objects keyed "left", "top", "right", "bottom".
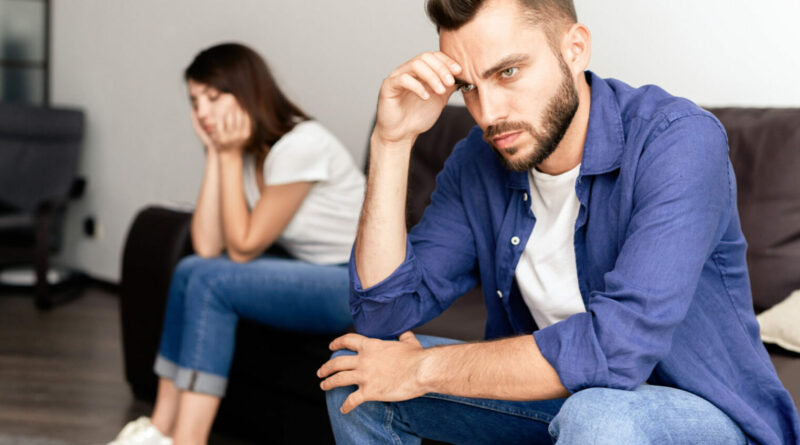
[{"left": 439, "top": 19, "right": 547, "bottom": 79}]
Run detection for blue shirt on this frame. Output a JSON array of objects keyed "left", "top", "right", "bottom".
[{"left": 350, "top": 72, "right": 800, "bottom": 444}]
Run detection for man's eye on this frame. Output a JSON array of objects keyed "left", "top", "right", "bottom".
[
  {"left": 458, "top": 84, "right": 475, "bottom": 93},
  {"left": 208, "top": 93, "right": 220, "bottom": 101},
  {"left": 501, "top": 67, "right": 518, "bottom": 78}
]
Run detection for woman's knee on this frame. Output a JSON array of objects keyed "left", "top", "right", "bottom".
[{"left": 173, "top": 255, "right": 215, "bottom": 281}]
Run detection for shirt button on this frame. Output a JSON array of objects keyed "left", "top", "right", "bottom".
[
  {"left": 511, "top": 236, "right": 520, "bottom": 246},
  {"left": 496, "top": 290, "right": 503, "bottom": 299},
  {"left": 523, "top": 192, "right": 528, "bottom": 202}
]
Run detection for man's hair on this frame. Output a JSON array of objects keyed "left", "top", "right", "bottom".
[{"left": 426, "top": 0, "right": 577, "bottom": 46}]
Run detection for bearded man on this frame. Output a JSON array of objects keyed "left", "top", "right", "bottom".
[{"left": 317, "top": 0, "right": 800, "bottom": 443}]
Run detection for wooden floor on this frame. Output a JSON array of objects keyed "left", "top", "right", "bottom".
[{"left": 0, "top": 286, "right": 250, "bottom": 445}]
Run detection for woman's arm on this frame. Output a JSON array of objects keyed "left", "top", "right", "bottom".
[
  {"left": 189, "top": 111, "right": 226, "bottom": 257},
  {"left": 217, "top": 151, "right": 312, "bottom": 262}
]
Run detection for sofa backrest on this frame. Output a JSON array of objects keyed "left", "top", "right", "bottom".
[{"left": 708, "top": 108, "right": 800, "bottom": 312}]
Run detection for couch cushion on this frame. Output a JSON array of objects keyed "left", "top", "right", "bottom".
[
  {"left": 708, "top": 108, "right": 800, "bottom": 312},
  {"left": 758, "top": 289, "right": 800, "bottom": 353}
]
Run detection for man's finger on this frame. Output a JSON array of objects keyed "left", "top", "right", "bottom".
[
  {"left": 398, "top": 331, "right": 422, "bottom": 347},
  {"left": 421, "top": 52, "right": 455, "bottom": 87},
  {"left": 394, "top": 72, "right": 431, "bottom": 100},
  {"left": 329, "top": 333, "right": 368, "bottom": 352},
  {"left": 411, "top": 59, "right": 447, "bottom": 95},
  {"left": 320, "top": 370, "right": 359, "bottom": 392},
  {"left": 317, "top": 354, "right": 359, "bottom": 378},
  {"left": 433, "top": 51, "right": 462, "bottom": 74},
  {"left": 340, "top": 389, "right": 367, "bottom": 414}
]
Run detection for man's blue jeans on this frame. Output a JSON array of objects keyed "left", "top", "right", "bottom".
[
  {"left": 154, "top": 254, "right": 352, "bottom": 397},
  {"left": 326, "top": 335, "right": 746, "bottom": 444}
]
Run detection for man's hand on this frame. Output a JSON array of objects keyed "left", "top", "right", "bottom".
[
  {"left": 213, "top": 106, "right": 252, "bottom": 154},
  {"left": 318, "top": 331, "right": 430, "bottom": 414},
  {"left": 374, "top": 52, "right": 462, "bottom": 146}
]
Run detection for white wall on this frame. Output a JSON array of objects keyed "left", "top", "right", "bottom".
[
  {"left": 51, "top": 1, "right": 800, "bottom": 282},
  {"left": 576, "top": 0, "right": 800, "bottom": 107}
]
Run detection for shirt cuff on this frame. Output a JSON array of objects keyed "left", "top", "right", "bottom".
[
  {"left": 533, "top": 312, "right": 612, "bottom": 393},
  {"left": 349, "top": 238, "right": 422, "bottom": 303}
]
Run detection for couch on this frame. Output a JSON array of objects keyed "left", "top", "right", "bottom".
[{"left": 119, "top": 106, "right": 799, "bottom": 443}]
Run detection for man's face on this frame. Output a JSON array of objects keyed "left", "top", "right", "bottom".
[{"left": 440, "top": 0, "right": 579, "bottom": 172}]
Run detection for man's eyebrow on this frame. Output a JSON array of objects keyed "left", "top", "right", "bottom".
[{"left": 481, "top": 53, "right": 529, "bottom": 79}]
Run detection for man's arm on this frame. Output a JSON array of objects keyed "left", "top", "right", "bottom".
[
  {"left": 355, "top": 52, "right": 463, "bottom": 288},
  {"left": 318, "top": 332, "right": 569, "bottom": 414}
]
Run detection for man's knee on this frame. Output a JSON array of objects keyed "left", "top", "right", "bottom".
[
  {"left": 324, "top": 349, "right": 358, "bottom": 415},
  {"left": 550, "top": 387, "right": 647, "bottom": 443}
]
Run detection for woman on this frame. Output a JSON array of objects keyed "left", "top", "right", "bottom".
[{"left": 108, "top": 43, "right": 364, "bottom": 445}]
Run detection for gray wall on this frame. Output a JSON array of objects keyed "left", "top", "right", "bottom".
[{"left": 51, "top": 0, "right": 800, "bottom": 282}]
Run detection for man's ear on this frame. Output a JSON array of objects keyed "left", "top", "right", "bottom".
[{"left": 562, "top": 23, "right": 592, "bottom": 76}]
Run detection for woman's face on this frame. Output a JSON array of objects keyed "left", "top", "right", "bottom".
[{"left": 187, "top": 79, "right": 243, "bottom": 139}]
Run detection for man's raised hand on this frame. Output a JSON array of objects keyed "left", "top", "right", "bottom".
[{"left": 373, "top": 52, "right": 462, "bottom": 147}]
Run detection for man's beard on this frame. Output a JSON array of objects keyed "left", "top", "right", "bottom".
[{"left": 483, "top": 58, "right": 580, "bottom": 172}]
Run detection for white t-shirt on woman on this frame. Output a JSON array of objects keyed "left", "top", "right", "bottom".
[{"left": 241, "top": 120, "right": 365, "bottom": 265}]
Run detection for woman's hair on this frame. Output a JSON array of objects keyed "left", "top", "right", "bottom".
[{"left": 185, "top": 42, "right": 310, "bottom": 155}]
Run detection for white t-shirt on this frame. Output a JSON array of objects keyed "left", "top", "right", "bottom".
[
  {"left": 515, "top": 163, "right": 586, "bottom": 329},
  {"left": 241, "top": 120, "right": 365, "bottom": 265}
]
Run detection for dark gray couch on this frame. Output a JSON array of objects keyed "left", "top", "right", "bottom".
[{"left": 119, "top": 106, "right": 799, "bottom": 443}]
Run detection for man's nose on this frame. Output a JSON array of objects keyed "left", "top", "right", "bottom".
[{"left": 478, "top": 88, "right": 507, "bottom": 126}]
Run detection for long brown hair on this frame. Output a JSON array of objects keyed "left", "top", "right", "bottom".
[{"left": 185, "top": 43, "right": 310, "bottom": 156}]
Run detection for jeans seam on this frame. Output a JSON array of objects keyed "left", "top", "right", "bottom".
[
  {"left": 383, "top": 402, "right": 404, "bottom": 445},
  {"left": 189, "top": 273, "right": 219, "bottom": 373},
  {"left": 421, "top": 393, "right": 555, "bottom": 424}
]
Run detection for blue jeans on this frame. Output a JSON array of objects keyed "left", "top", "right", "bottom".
[
  {"left": 154, "top": 254, "right": 351, "bottom": 397},
  {"left": 326, "top": 336, "right": 746, "bottom": 444}
]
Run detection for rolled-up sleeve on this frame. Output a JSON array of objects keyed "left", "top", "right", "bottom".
[
  {"left": 349, "top": 140, "right": 480, "bottom": 339},
  {"left": 534, "top": 115, "right": 733, "bottom": 392}
]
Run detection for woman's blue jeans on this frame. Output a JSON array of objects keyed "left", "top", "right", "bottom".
[
  {"left": 326, "top": 335, "right": 746, "bottom": 444},
  {"left": 154, "top": 254, "right": 352, "bottom": 397}
]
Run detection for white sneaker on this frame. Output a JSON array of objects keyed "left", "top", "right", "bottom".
[
  {"left": 113, "top": 417, "right": 150, "bottom": 442},
  {"left": 106, "top": 417, "right": 172, "bottom": 445}
]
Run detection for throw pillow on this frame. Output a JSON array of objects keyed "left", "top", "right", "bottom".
[{"left": 758, "top": 289, "right": 800, "bottom": 354}]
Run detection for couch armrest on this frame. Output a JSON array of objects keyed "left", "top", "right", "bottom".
[{"left": 119, "top": 206, "right": 193, "bottom": 399}]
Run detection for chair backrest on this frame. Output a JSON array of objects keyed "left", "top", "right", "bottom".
[{"left": 0, "top": 103, "right": 84, "bottom": 212}]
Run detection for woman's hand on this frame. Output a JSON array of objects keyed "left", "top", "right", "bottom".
[
  {"left": 213, "top": 106, "right": 252, "bottom": 154},
  {"left": 190, "top": 109, "right": 218, "bottom": 152}
]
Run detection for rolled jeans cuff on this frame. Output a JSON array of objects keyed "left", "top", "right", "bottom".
[{"left": 153, "top": 354, "right": 228, "bottom": 397}]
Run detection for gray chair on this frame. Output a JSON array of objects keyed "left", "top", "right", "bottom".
[{"left": 0, "top": 102, "right": 85, "bottom": 309}]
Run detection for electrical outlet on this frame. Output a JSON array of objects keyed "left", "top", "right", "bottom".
[{"left": 83, "top": 216, "right": 103, "bottom": 239}]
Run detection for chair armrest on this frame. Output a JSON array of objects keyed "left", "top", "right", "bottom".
[{"left": 119, "top": 205, "right": 193, "bottom": 398}]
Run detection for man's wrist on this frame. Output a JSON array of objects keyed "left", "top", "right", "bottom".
[
  {"left": 370, "top": 130, "right": 416, "bottom": 153},
  {"left": 414, "top": 346, "right": 445, "bottom": 394}
]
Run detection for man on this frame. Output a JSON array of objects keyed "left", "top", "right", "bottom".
[{"left": 317, "top": 0, "right": 800, "bottom": 443}]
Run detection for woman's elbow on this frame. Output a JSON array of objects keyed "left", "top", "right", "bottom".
[
  {"left": 192, "top": 241, "right": 223, "bottom": 258},
  {"left": 227, "top": 250, "right": 256, "bottom": 263},
  {"left": 225, "top": 240, "right": 261, "bottom": 263}
]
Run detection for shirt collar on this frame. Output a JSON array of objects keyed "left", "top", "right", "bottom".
[{"left": 506, "top": 71, "right": 624, "bottom": 190}]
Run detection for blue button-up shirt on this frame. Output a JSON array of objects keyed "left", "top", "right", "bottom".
[{"left": 350, "top": 72, "right": 799, "bottom": 444}]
